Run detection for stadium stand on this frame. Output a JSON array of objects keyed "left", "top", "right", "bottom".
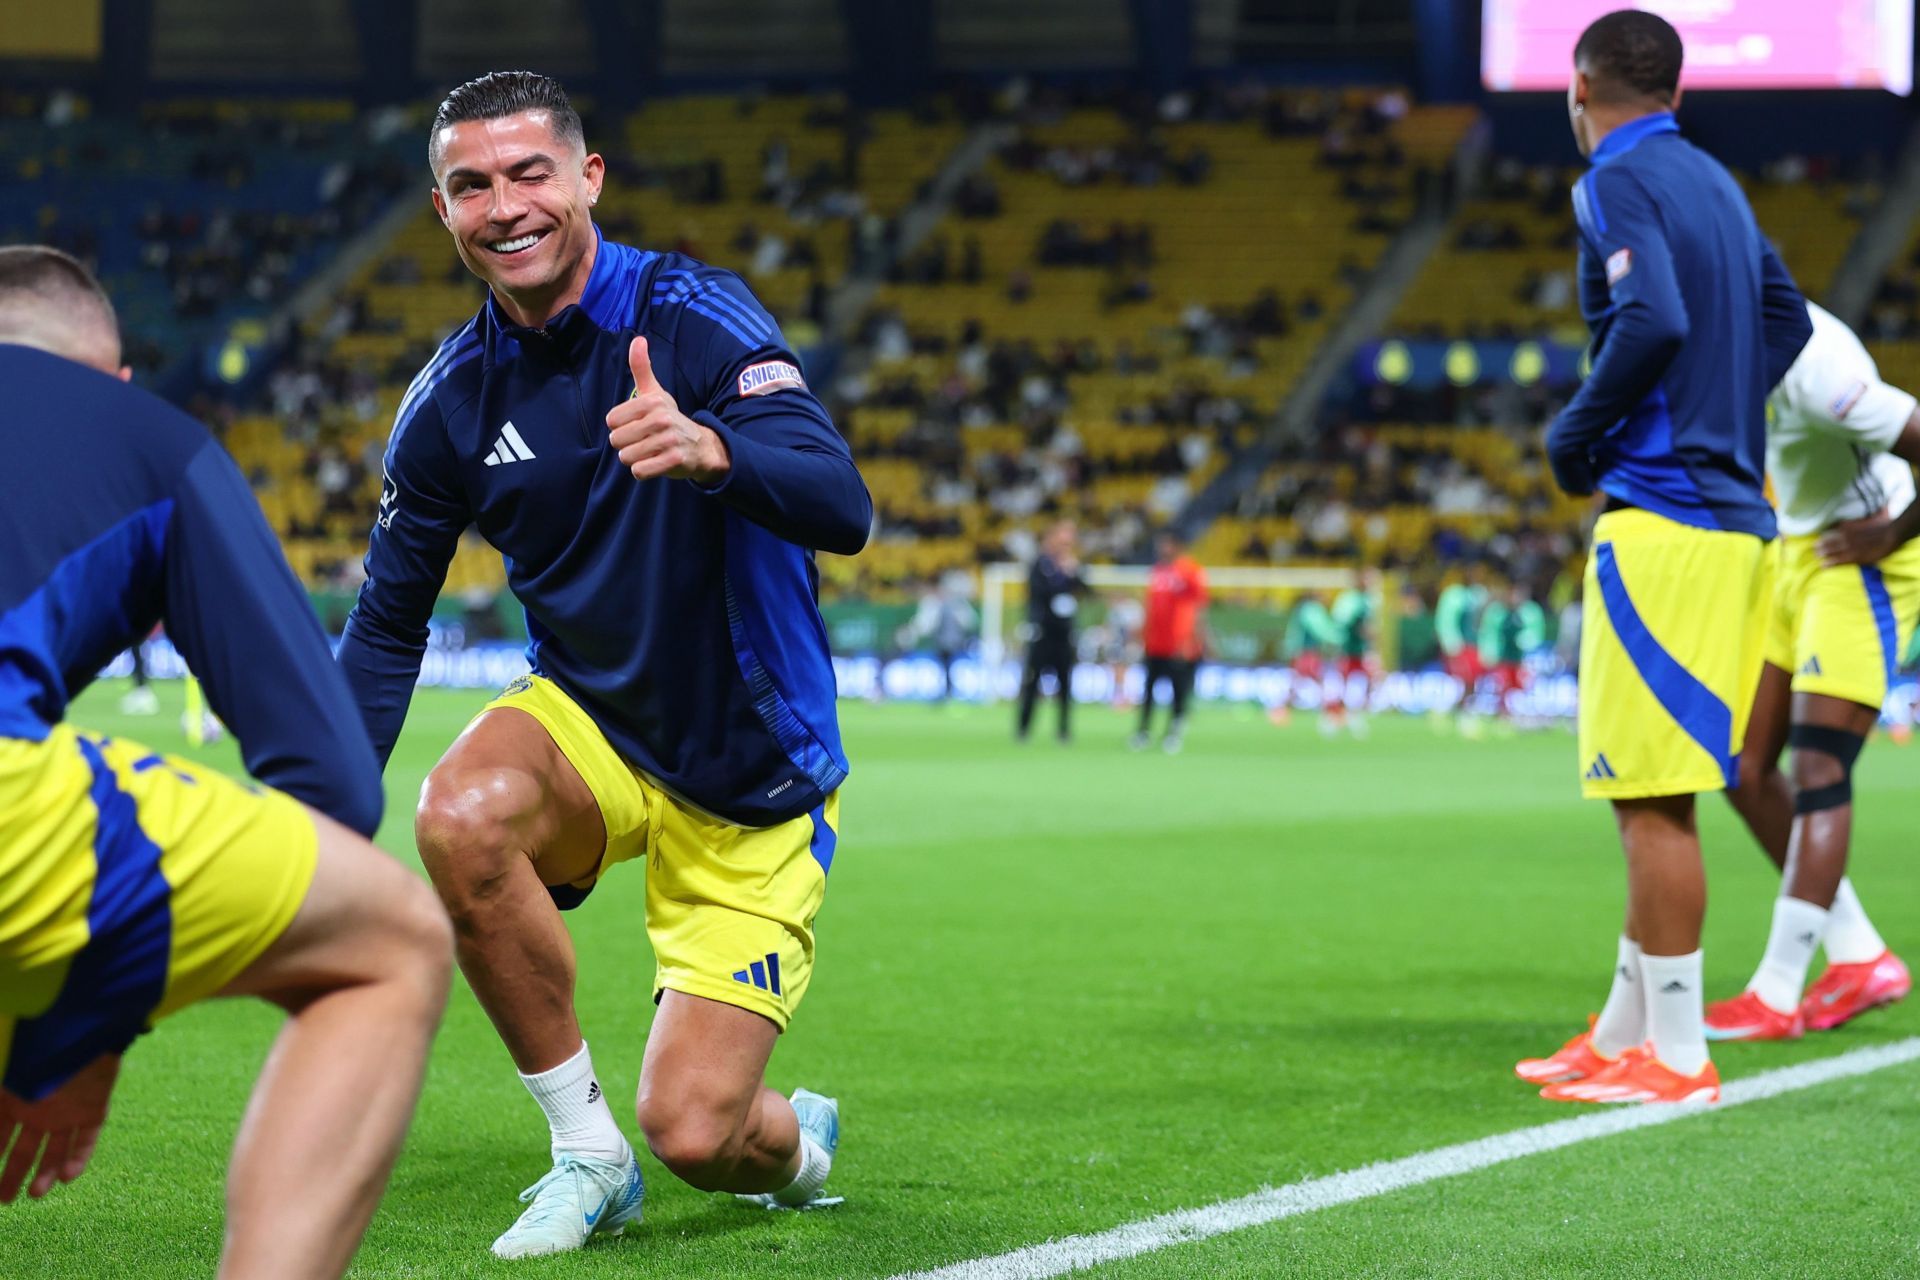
[
  {"left": 0, "top": 89, "right": 411, "bottom": 380},
  {"left": 831, "top": 84, "right": 1475, "bottom": 601}
]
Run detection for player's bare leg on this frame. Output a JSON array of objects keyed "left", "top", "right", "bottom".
[
  {"left": 637, "top": 992, "right": 795, "bottom": 1192},
  {"left": 637, "top": 991, "right": 838, "bottom": 1207},
  {"left": 1712, "top": 679, "right": 1903, "bottom": 1036},
  {"left": 1725, "top": 661, "right": 1793, "bottom": 869},
  {"left": 213, "top": 808, "right": 453, "bottom": 1280},
  {"left": 1781, "top": 692, "right": 1877, "bottom": 907},
  {"left": 414, "top": 707, "right": 605, "bottom": 1074},
  {"left": 414, "top": 707, "right": 646, "bottom": 1258}
]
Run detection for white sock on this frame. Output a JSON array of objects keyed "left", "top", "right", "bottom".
[
  {"left": 770, "top": 1133, "right": 831, "bottom": 1207},
  {"left": 519, "top": 1041, "right": 630, "bottom": 1164},
  {"left": 1641, "top": 950, "right": 1709, "bottom": 1077},
  {"left": 1747, "top": 896, "right": 1827, "bottom": 1013},
  {"left": 1590, "top": 936, "right": 1644, "bottom": 1058},
  {"left": 1824, "top": 878, "right": 1888, "bottom": 964}
]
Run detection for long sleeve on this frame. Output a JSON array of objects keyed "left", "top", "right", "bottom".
[
  {"left": 1547, "top": 166, "right": 1689, "bottom": 497},
  {"left": 164, "top": 443, "right": 385, "bottom": 835},
  {"left": 337, "top": 388, "right": 470, "bottom": 765},
  {"left": 1759, "top": 245, "right": 1813, "bottom": 391},
  {"left": 667, "top": 265, "right": 872, "bottom": 554}
]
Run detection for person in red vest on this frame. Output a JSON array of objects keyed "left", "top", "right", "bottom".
[{"left": 1132, "top": 531, "right": 1210, "bottom": 754}]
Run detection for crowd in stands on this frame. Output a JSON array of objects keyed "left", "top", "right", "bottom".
[
  {"left": 2, "top": 89, "right": 413, "bottom": 380},
  {"left": 832, "top": 80, "right": 1472, "bottom": 605}
]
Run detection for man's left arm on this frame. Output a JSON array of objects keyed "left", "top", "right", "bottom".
[
  {"left": 609, "top": 271, "right": 871, "bottom": 555},
  {"left": 1545, "top": 167, "right": 1689, "bottom": 496},
  {"left": 1759, "top": 245, "right": 1813, "bottom": 391}
]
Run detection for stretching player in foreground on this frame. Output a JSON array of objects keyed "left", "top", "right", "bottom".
[
  {"left": 1516, "top": 11, "right": 1811, "bottom": 1104},
  {"left": 338, "top": 73, "right": 870, "bottom": 1258},
  {"left": 0, "top": 247, "right": 452, "bottom": 1277},
  {"left": 1708, "top": 301, "right": 1920, "bottom": 1038}
]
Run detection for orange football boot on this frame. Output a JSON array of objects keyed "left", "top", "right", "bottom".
[
  {"left": 1703, "top": 989, "right": 1804, "bottom": 1041},
  {"left": 1515, "top": 1015, "right": 1621, "bottom": 1085},
  {"left": 1540, "top": 1047, "right": 1720, "bottom": 1105},
  {"left": 1801, "top": 951, "right": 1912, "bottom": 1032}
]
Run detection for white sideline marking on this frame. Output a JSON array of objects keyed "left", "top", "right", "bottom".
[{"left": 892, "top": 1038, "right": 1920, "bottom": 1280}]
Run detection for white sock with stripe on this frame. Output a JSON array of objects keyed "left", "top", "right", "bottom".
[
  {"left": 1590, "top": 936, "right": 1645, "bottom": 1059},
  {"left": 1747, "top": 895, "right": 1827, "bottom": 1013},
  {"left": 1641, "top": 950, "right": 1709, "bottom": 1077},
  {"left": 520, "top": 1041, "right": 631, "bottom": 1165},
  {"left": 1823, "top": 878, "right": 1888, "bottom": 965}
]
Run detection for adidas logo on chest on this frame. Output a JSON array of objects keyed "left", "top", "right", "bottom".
[{"left": 484, "top": 421, "right": 538, "bottom": 467}]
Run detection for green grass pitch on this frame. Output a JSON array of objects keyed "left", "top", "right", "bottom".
[{"left": 6, "top": 683, "right": 1919, "bottom": 1279}]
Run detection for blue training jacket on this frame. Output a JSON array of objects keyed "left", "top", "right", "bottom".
[
  {"left": 0, "top": 344, "right": 385, "bottom": 835},
  {"left": 338, "top": 231, "right": 872, "bottom": 828},
  {"left": 1546, "top": 113, "right": 1812, "bottom": 537}
]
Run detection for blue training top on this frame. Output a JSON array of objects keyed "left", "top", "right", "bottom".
[
  {"left": 1546, "top": 112, "right": 1812, "bottom": 537},
  {"left": 337, "top": 231, "right": 872, "bottom": 828},
  {"left": 0, "top": 344, "right": 385, "bottom": 835}
]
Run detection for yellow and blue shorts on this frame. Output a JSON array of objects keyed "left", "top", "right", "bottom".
[
  {"left": 1765, "top": 532, "right": 1920, "bottom": 710},
  {"left": 478, "top": 675, "right": 837, "bottom": 1032},
  {"left": 0, "top": 725, "right": 316, "bottom": 1101},
  {"left": 1579, "top": 509, "right": 1773, "bottom": 799}
]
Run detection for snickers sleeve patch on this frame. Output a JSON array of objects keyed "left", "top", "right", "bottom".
[
  {"left": 1605, "top": 247, "right": 1632, "bottom": 286},
  {"left": 737, "top": 359, "right": 806, "bottom": 398}
]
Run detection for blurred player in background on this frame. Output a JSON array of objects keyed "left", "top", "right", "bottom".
[
  {"left": 1434, "top": 566, "right": 1488, "bottom": 730},
  {"left": 1327, "top": 572, "right": 1377, "bottom": 738},
  {"left": 1017, "top": 519, "right": 1087, "bottom": 743},
  {"left": 337, "top": 74, "right": 869, "bottom": 1258},
  {"left": 1132, "top": 531, "right": 1208, "bottom": 753},
  {"left": 900, "top": 572, "right": 978, "bottom": 703},
  {"left": 118, "top": 627, "right": 158, "bottom": 716},
  {"left": 1476, "top": 582, "right": 1547, "bottom": 727},
  {"left": 0, "top": 247, "right": 451, "bottom": 1278},
  {"left": 1518, "top": 11, "right": 1811, "bottom": 1105},
  {"left": 1276, "top": 591, "right": 1336, "bottom": 733},
  {"left": 1101, "top": 593, "right": 1145, "bottom": 710},
  {"left": 1710, "top": 301, "right": 1920, "bottom": 1039}
]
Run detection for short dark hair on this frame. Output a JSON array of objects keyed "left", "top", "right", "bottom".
[
  {"left": 0, "top": 244, "right": 117, "bottom": 336},
  {"left": 429, "top": 70, "right": 584, "bottom": 173},
  {"left": 1574, "top": 10, "right": 1684, "bottom": 104}
]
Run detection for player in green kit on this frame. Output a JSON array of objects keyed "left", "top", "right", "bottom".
[
  {"left": 1435, "top": 569, "right": 1489, "bottom": 731},
  {"left": 1328, "top": 579, "right": 1377, "bottom": 738},
  {"left": 1276, "top": 593, "right": 1337, "bottom": 732},
  {"left": 1476, "top": 584, "right": 1547, "bottom": 727}
]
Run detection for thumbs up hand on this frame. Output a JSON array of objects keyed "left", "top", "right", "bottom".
[{"left": 607, "top": 335, "right": 731, "bottom": 485}]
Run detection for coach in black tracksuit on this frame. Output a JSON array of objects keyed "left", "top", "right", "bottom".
[{"left": 1017, "top": 520, "right": 1087, "bottom": 742}]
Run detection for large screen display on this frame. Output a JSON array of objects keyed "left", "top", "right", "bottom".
[{"left": 1483, "top": 0, "right": 1913, "bottom": 95}]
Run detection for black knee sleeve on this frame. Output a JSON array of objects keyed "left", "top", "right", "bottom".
[{"left": 1788, "top": 723, "right": 1865, "bottom": 814}]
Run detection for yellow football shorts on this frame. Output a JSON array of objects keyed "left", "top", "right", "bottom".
[
  {"left": 477, "top": 675, "right": 836, "bottom": 1031},
  {"left": 0, "top": 725, "right": 317, "bottom": 1100},
  {"left": 1579, "top": 508, "right": 1773, "bottom": 799},
  {"left": 1765, "top": 532, "right": 1920, "bottom": 710}
]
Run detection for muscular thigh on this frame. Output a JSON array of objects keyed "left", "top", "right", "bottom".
[{"left": 426, "top": 706, "right": 607, "bottom": 889}]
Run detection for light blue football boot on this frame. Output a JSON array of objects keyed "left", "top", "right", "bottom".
[
  {"left": 737, "top": 1088, "right": 842, "bottom": 1209},
  {"left": 490, "top": 1148, "right": 645, "bottom": 1259}
]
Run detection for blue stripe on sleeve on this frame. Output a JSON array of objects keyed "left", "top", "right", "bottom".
[
  {"left": 652, "top": 273, "right": 775, "bottom": 346},
  {"left": 1593, "top": 541, "right": 1736, "bottom": 788},
  {"left": 1, "top": 735, "right": 174, "bottom": 1101},
  {"left": 1862, "top": 566, "right": 1898, "bottom": 689}
]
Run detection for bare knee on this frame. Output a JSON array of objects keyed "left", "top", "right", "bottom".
[
  {"left": 414, "top": 770, "right": 536, "bottom": 907},
  {"left": 636, "top": 1090, "right": 747, "bottom": 1190}
]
